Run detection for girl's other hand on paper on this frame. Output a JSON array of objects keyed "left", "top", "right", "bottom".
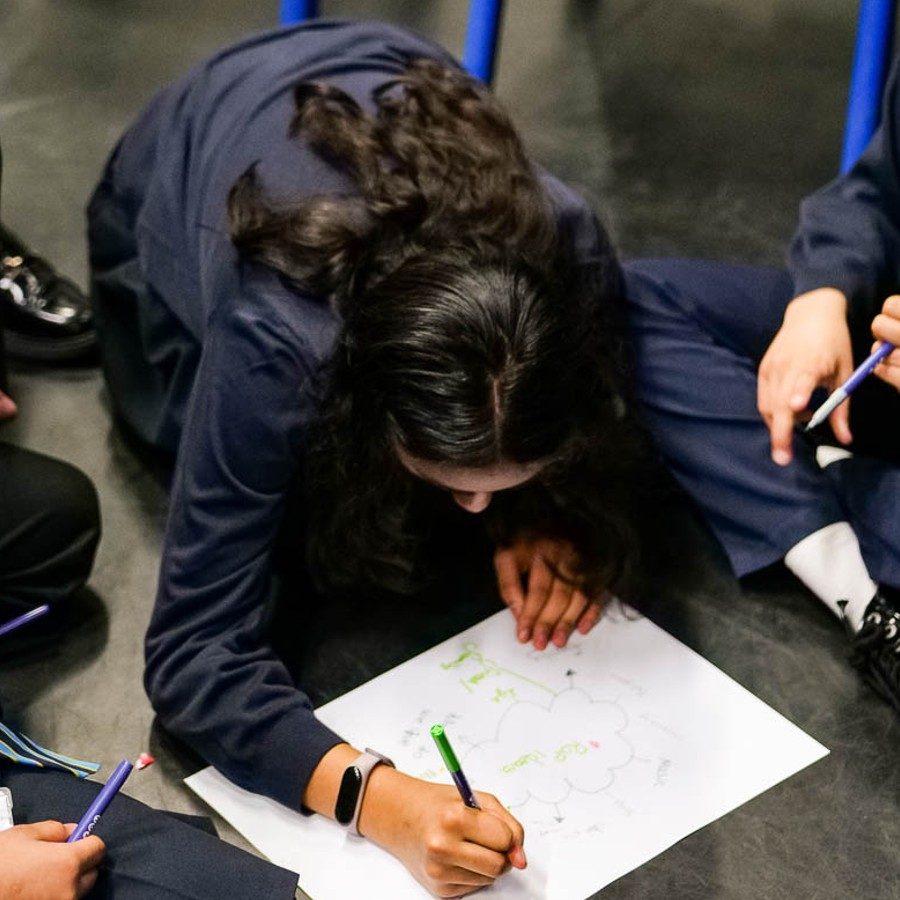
[
  {"left": 358, "top": 770, "right": 526, "bottom": 897},
  {"left": 871, "top": 294, "right": 900, "bottom": 389},
  {"left": 493, "top": 537, "right": 605, "bottom": 650}
]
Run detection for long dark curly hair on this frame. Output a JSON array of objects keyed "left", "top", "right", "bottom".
[{"left": 228, "top": 58, "right": 648, "bottom": 599}]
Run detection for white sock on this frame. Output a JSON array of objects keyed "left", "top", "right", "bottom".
[
  {"left": 815, "top": 445, "right": 854, "bottom": 468},
  {"left": 784, "top": 522, "right": 876, "bottom": 631}
]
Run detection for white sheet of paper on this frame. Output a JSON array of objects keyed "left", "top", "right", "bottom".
[{"left": 186, "top": 605, "right": 828, "bottom": 899}]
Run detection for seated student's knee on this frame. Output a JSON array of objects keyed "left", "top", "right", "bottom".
[
  {"left": 47, "top": 456, "right": 101, "bottom": 553},
  {"left": 0, "top": 445, "right": 101, "bottom": 604},
  {"left": 37, "top": 457, "right": 101, "bottom": 597}
]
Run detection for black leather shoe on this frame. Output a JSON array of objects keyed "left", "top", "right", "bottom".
[
  {"left": 0, "top": 225, "right": 97, "bottom": 362},
  {"left": 841, "top": 591, "right": 900, "bottom": 715}
]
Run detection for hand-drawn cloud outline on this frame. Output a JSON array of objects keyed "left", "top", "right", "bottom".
[{"left": 462, "top": 687, "right": 633, "bottom": 808}]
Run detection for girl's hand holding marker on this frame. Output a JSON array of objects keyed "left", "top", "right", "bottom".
[{"left": 356, "top": 761, "right": 527, "bottom": 897}]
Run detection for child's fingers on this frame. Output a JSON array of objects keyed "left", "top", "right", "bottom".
[
  {"left": 0, "top": 390, "right": 17, "bottom": 421},
  {"left": 77, "top": 869, "right": 100, "bottom": 898},
  {"left": 828, "top": 355, "right": 854, "bottom": 445},
  {"left": 531, "top": 577, "right": 571, "bottom": 651},
  {"left": 827, "top": 397, "right": 853, "bottom": 444},
  {"left": 870, "top": 342, "right": 900, "bottom": 390},
  {"left": 493, "top": 549, "right": 524, "bottom": 617},
  {"left": 769, "top": 405, "right": 796, "bottom": 465},
  {"left": 475, "top": 794, "right": 526, "bottom": 864},
  {"left": 18, "top": 820, "right": 69, "bottom": 842},
  {"left": 788, "top": 371, "right": 817, "bottom": 413},
  {"left": 872, "top": 306, "right": 900, "bottom": 346},
  {"left": 550, "top": 591, "right": 589, "bottom": 647},
  {"left": 70, "top": 834, "right": 106, "bottom": 871},
  {"left": 874, "top": 356, "right": 900, "bottom": 390},
  {"left": 871, "top": 300, "right": 900, "bottom": 390},
  {"left": 874, "top": 340, "right": 900, "bottom": 364},
  {"left": 517, "top": 555, "right": 553, "bottom": 644},
  {"left": 576, "top": 598, "right": 604, "bottom": 635}
]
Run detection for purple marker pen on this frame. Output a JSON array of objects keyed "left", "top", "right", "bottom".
[
  {"left": 0, "top": 604, "right": 50, "bottom": 640},
  {"left": 67, "top": 759, "right": 133, "bottom": 842}
]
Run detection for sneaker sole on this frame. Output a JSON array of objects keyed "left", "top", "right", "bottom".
[{"left": 4, "top": 329, "right": 98, "bottom": 363}]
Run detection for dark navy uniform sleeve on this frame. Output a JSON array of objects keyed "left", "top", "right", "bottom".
[
  {"left": 789, "top": 57, "right": 900, "bottom": 327},
  {"left": 144, "top": 255, "right": 342, "bottom": 810},
  {"left": 536, "top": 170, "right": 606, "bottom": 264}
]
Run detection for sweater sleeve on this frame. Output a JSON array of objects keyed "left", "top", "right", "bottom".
[
  {"left": 144, "top": 258, "right": 342, "bottom": 810},
  {"left": 537, "top": 169, "right": 611, "bottom": 267},
  {"left": 789, "top": 57, "right": 900, "bottom": 328}
]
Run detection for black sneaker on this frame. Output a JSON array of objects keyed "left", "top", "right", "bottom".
[
  {"left": 0, "top": 225, "right": 97, "bottom": 362},
  {"left": 842, "top": 592, "right": 900, "bottom": 714}
]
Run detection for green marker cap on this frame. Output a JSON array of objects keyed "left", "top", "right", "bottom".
[{"left": 430, "top": 723, "right": 461, "bottom": 773}]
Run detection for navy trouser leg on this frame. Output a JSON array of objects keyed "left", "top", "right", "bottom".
[
  {"left": 822, "top": 456, "right": 900, "bottom": 586},
  {"left": 88, "top": 176, "right": 198, "bottom": 458},
  {"left": 623, "top": 259, "right": 900, "bottom": 585},
  {"left": 1, "top": 766, "right": 297, "bottom": 899},
  {"left": 0, "top": 444, "right": 100, "bottom": 614}
]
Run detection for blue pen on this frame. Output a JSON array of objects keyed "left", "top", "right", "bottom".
[
  {"left": 67, "top": 759, "right": 133, "bottom": 842},
  {"left": 805, "top": 341, "right": 895, "bottom": 431},
  {"left": 0, "top": 604, "right": 50, "bottom": 640}
]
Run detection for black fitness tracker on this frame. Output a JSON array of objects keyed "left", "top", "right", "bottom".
[{"left": 334, "top": 748, "right": 395, "bottom": 835}]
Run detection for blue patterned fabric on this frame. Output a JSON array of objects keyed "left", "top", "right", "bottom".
[{"left": 0, "top": 722, "right": 99, "bottom": 778}]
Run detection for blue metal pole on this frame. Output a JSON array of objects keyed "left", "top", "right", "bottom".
[
  {"left": 463, "top": 0, "right": 504, "bottom": 84},
  {"left": 280, "top": 0, "right": 318, "bottom": 26},
  {"left": 840, "top": 0, "right": 896, "bottom": 173}
]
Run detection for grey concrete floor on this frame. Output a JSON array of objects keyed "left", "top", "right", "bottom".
[{"left": 0, "top": 1, "right": 898, "bottom": 898}]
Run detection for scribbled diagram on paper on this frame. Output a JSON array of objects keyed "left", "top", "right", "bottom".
[
  {"left": 186, "top": 604, "right": 829, "bottom": 900},
  {"left": 402, "top": 633, "right": 652, "bottom": 842}
]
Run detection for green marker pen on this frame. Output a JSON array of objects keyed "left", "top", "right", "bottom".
[{"left": 430, "top": 724, "right": 480, "bottom": 809}]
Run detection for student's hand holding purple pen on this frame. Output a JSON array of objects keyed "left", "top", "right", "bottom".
[
  {"left": 757, "top": 287, "right": 854, "bottom": 464},
  {"left": 0, "top": 821, "right": 105, "bottom": 899},
  {"left": 871, "top": 294, "right": 900, "bottom": 389}
]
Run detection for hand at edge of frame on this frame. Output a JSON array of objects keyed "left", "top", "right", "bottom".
[
  {"left": 0, "top": 821, "right": 105, "bottom": 900},
  {"left": 871, "top": 294, "right": 900, "bottom": 390},
  {"left": 0, "top": 389, "right": 16, "bottom": 421}
]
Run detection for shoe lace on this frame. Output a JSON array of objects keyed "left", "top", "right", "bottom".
[
  {"left": 1, "top": 254, "right": 50, "bottom": 311},
  {"left": 851, "top": 603, "right": 900, "bottom": 688}
]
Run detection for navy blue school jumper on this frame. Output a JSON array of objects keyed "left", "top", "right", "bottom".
[
  {"left": 624, "top": 60, "right": 900, "bottom": 588},
  {"left": 87, "top": 21, "right": 611, "bottom": 811}
]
